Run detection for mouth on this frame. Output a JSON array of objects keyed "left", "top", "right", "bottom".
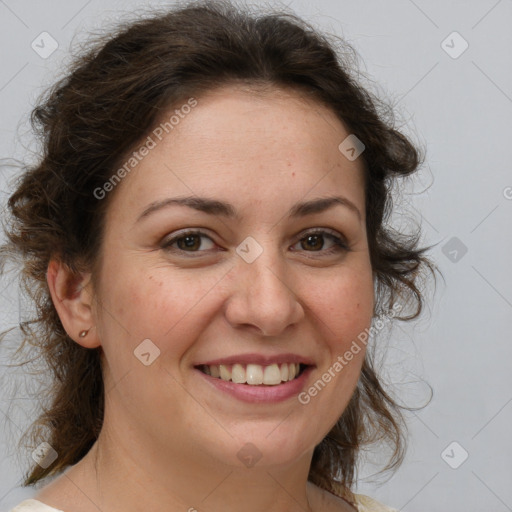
[{"left": 194, "top": 362, "right": 309, "bottom": 386}]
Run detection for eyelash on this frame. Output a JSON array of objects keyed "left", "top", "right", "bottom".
[{"left": 160, "top": 228, "right": 350, "bottom": 257}]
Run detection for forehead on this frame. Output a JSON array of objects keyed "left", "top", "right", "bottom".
[{"left": 105, "top": 85, "right": 366, "bottom": 225}]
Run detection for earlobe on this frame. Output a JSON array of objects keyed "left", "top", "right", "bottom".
[{"left": 46, "top": 259, "right": 100, "bottom": 348}]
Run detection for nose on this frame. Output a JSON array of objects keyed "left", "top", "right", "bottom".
[{"left": 224, "top": 251, "right": 305, "bottom": 337}]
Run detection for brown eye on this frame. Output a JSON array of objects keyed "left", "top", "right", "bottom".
[
  {"left": 291, "top": 229, "right": 350, "bottom": 255},
  {"left": 162, "top": 230, "right": 216, "bottom": 254},
  {"left": 300, "top": 234, "right": 324, "bottom": 251},
  {"left": 176, "top": 234, "right": 202, "bottom": 251}
]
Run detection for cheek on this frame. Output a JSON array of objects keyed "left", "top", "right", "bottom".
[
  {"left": 95, "top": 263, "right": 220, "bottom": 360},
  {"left": 309, "top": 268, "right": 374, "bottom": 343},
  {"left": 295, "top": 271, "right": 373, "bottom": 434}
]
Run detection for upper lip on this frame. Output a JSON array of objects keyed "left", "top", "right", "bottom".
[{"left": 194, "top": 353, "right": 315, "bottom": 367}]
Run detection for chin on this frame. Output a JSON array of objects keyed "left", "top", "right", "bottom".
[{"left": 208, "top": 427, "right": 317, "bottom": 470}]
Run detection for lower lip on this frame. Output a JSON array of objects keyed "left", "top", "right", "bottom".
[{"left": 195, "top": 366, "right": 314, "bottom": 403}]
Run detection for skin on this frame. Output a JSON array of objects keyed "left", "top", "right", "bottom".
[{"left": 42, "top": 85, "right": 374, "bottom": 512}]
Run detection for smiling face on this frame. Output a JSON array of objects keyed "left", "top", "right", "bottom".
[{"left": 88, "top": 84, "right": 374, "bottom": 470}]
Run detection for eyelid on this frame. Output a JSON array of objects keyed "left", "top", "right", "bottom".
[
  {"left": 161, "top": 227, "right": 350, "bottom": 255},
  {"left": 291, "top": 228, "right": 350, "bottom": 253},
  {"left": 294, "top": 227, "right": 348, "bottom": 244},
  {"left": 160, "top": 229, "right": 217, "bottom": 251}
]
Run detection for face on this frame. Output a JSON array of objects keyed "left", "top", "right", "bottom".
[{"left": 89, "top": 85, "right": 374, "bottom": 469}]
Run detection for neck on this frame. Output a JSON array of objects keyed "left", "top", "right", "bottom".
[{"left": 65, "top": 419, "right": 320, "bottom": 512}]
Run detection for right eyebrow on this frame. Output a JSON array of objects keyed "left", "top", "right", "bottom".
[{"left": 136, "top": 196, "right": 239, "bottom": 223}]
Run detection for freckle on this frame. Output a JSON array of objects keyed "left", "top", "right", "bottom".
[{"left": 292, "top": 172, "right": 295, "bottom": 177}]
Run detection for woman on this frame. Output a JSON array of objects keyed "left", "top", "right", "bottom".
[{"left": 1, "top": 1, "right": 437, "bottom": 511}]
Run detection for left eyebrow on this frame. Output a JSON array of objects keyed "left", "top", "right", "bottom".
[
  {"left": 288, "top": 196, "right": 362, "bottom": 221},
  {"left": 135, "top": 194, "right": 362, "bottom": 223}
]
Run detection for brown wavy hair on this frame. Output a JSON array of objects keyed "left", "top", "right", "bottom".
[{"left": 0, "top": 0, "right": 438, "bottom": 493}]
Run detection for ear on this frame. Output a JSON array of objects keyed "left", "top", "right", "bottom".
[{"left": 46, "top": 259, "right": 100, "bottom": 348}]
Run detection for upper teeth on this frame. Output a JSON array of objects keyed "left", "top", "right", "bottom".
[{"left": 202, "top": 363, "right": 301, "bottom": 385}]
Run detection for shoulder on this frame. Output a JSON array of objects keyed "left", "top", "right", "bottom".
[
  {"left": 310, "top": 481, "right": 397, "bottom": 512},
  {"left": 353, "top": 493, "right": 399, "bottom": 512},
  {"left": 8, "top": 499, "right": 65, "bottom": 512},
  {"left": 310, "top": 478, "right": 398, "bottom": 512}
]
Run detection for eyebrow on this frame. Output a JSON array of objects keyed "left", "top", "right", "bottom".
[{"left": 136, "top": 194, "right": 362, "bottom": 223}]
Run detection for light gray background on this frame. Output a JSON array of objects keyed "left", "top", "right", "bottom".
[{"left": 0, "top": 1, "right": 511, "bottom": 511}]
